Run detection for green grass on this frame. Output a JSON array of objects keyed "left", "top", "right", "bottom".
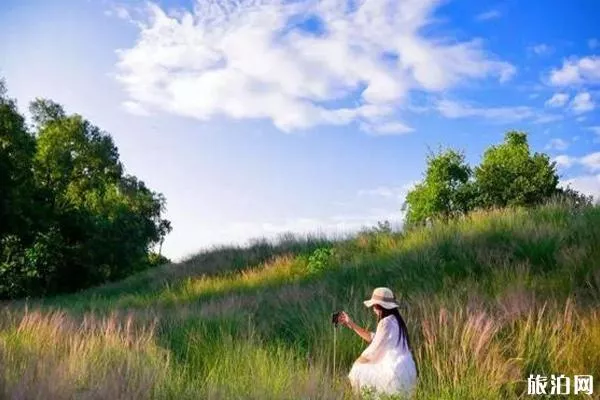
[{"left": 1, "top": 204, "right": 600, "bottom": 399}]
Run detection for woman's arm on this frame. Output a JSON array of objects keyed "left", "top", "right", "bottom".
[
  {"left": 339, "top": 312, "right": 373, "bottom": 343},
  {"left": 357, "top": 317, "right": 393, "bottom": 364},
  {"left": 347, "top": 320, "right": 374, "bottom": 343}
]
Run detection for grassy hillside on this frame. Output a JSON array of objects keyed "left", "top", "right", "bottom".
[{"left": 1, "top": 204, "right": 600, "bottom": 399}]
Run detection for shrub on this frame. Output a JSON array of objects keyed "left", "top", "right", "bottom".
[
  {"left": 306, "top": 247, "right": 335, "bottom": 274},
  {"left": 147, "top": 252, "right": 171, "bottom": 268}
]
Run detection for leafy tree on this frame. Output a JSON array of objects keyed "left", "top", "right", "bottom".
[
  {"left": 0, "top": 79, "right": 37, "bottom": 239},
  {"left": 157, "top": 219, "right": 173, "bottom": 256},
  {"left": 32, "top": 102, "right": 123, "bottom": 206},
  {"left": 30, "top": 102, "right": 171, "bottom": 291},
  {"left": 29, "top": 98, "right": 66, "bottom": 128},
  {"left": 0, "top": 80, "right": 172, "bottom": 299},
  {"left": 402, "top": 132, "right": 582, "bottom": 226},
  {"left": 474, "top": 131, "right": 559, "bottom": 208},
  {"left": 403, "top": 149, "right": 474, "bottom": 225}
]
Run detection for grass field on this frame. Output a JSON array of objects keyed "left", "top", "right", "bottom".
[{"left": 1, "top": 204, "right": 600, "bottom": 399}]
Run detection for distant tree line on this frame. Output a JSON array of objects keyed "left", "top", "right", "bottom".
[
  {"left": 402, "top": 131, "right": 593, "bottom": 226},
  {"left": 1, "top": 79, "right": 171, "bottom": 299}
]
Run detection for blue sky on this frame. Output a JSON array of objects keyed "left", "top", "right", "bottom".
[{"left": 1, "top": 0, "right": 599, "bottom": 260}]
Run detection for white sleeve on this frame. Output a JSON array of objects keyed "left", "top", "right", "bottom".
[{"left": 360, "top": 317, "right": 395, "bottom": 363}]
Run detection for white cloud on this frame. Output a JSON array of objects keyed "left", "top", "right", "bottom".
[
  {"left": 115, "top": 0, "right": 515, "bottom": 132},
  {"left": 532, "top": 114, "right": 563, "bottom": 124},
  {"left": 546, "top": 138, "right": 569, "bottom": 151},
  {"left": 362, "top": 121, "right": 414, "bottom": 135},
  {"left": 105, "top": 4, "right": 136, "bottom": 23},
  {"left": 122, "top": 100, "right": 150, "bottom": 116},
  {"left": 530, "top": 44, "right": 553, "bottom": 56},
  {"left": 553, "top": 155, "right": 575, "bottom": 168},
  {"left": 475, "top": 9, "right": 501, "bottom": 21},
  {"left": 545, "top": 93, "right": 569, "bottom": 108},
  {"left": 589, "top": 39, "right": 599, "bottom": 50},
  {"left": 114, "top": 6, "right": 131, "bottom": 20},
  {"left": 358, "top": 182, "right": 416, "bottom": 200},
  {"left": 561, "top": 174, "right": 600, "bottom": 201},
  {"left": 436, "top": 99, "right": 560, "bottom": 125},
  {"left": 549, "top": 56, "right": 600, "bottom": 86},
  {"left": 587, "top": 126, "right": 600, "bottom": 135},
  {"left": 554, "top": 151, "right": 600, "bottom": 171},
  {"left": 580, "top": 152, "right": 600, "bottom": 172},
  {"left": 359, "top": 187, "right": 401, "bottom": 198},
  {"left": 437, "top": 99, "right": 533, "bottom": 122},
  {"left": 570, "top": 92, "right": 595, "bottom": 114}
]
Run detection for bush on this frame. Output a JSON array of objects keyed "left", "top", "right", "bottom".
[
  {"left": 147, "top": 252, "right": 171, "bottom": 268},
  {"left": 306, "top": 247, "right": 335, "bottom": 274}
]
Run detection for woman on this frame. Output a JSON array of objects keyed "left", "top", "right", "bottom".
[{"left": 338, "top": 287, "right": 417, "bottom": 398}]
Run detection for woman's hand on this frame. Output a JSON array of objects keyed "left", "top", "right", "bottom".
[
  {"left": 338, "top": 311, "right": 353, "bottom": 328},
  {"left": 355, "top": 356, "right": 370, "bottom": 364}
]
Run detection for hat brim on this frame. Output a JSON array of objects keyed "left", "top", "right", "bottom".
[{"left": 363, "top": 299, "right": 399, "bottom": 309}]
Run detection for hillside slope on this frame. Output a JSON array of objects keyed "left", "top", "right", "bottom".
[{"left": 1, "top": 205, "right": 600, "bottom": 399}]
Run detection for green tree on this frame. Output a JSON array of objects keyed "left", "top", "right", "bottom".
[
  {"left": 401, "top": 131, "right": 575, "bottom": 229},
  {"left": 31, "top": 100, "right": 123, "bottom": 206},
  {"left": 474, "top": 131, "right": 559, "bottom": 208},
  {"left": 403, "top": 149, "right": 474, "bottom": 225},
  {"left": 1, "top": 81, "right": 172, "bottom": 299},
  {"left": 29, "top": 98, "right": 66, "bottom": 128},
  {"left": 28, "top": 100, "right": 171, "bottom": 292},
  {"left": 0, "top": 79, "right": 37, "bottom": 239}
]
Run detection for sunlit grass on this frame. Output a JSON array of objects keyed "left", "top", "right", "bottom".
[{"left": 2, "top": 204, "right": 600, "bottom": 399}]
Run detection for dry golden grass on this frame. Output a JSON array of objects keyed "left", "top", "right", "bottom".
[
  {"left": 1, "top": 295, "right": 599, "bottom": 399},
  {"left": 0, "top": 310, "right": 169, "bottom": 400},
  {"left": 1, "top": 205, "right": 599, "bottom": 399}
]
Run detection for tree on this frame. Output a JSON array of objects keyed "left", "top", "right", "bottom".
[
  {"left": 29, "top": 98, "right": 66, "bottom": 128},
  {"left": 0, "top": 79, "right": 37, "bottom": 239},
  {"left": 1, "top": 79, "right": 172, "bottom": 299},
  {"left": 32, "top": 103, "right": 123, "bottom": 205},
  {"left": 403, "top": 148, "right": 474, "bottom": 225},
  {"left": 474, "top": 131, "right": 559, "bottom": 208},
  {"left": 157, "top": 219, "right": 173, "bottom": 256},
  {"left": 401, "top": 131, "right": 582, "bottom": 227},
  {"left": 27, "top": 102, "right": 171, "bottom": 291}
]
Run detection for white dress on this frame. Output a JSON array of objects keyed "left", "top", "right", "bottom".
[{"left": 348, "top": 315, "right": 417, "bottom": 398}]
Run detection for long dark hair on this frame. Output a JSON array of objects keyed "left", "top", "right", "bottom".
[
  {"left": 374, "top": 305, "right": 419, "bottom": 377},
  {"left": 374, "top": 305, "right": 413, "bottom": 351}
]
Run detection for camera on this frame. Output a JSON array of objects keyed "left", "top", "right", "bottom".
[{"left": 331, "top": 311, "right": 342, "bottom": 326}]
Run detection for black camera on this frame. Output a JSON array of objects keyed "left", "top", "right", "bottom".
[{"left": 331, "top": 311, "right": 342, "bottom": 326}]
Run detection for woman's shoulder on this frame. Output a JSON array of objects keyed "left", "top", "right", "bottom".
[{"left": 377, "top": 315, "right": 397, "bottom": 328}]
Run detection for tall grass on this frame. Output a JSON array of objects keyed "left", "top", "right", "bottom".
[
  {"left": 0, "top": 310, "right": 167, "bottom": 399},
  {"left": 1, "top": 204, "right": 600, "bottom": 399}
]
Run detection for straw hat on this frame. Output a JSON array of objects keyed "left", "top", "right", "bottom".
[{"left": 363, "top": 287, "right": 399, "bottom": 309}]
